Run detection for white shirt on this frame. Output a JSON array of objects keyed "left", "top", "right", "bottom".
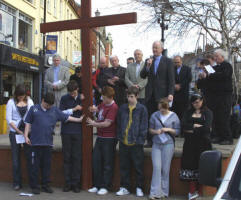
[{"left": 6, "top": 98, "right": 34, "bottom": 132}]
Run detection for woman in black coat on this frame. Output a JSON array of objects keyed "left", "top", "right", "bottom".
[{"left": 180, "top": 94, "right": 213, "bottom": 200}]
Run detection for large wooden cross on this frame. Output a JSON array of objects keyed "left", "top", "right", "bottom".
[{"left": 40, "top": 0, "right": 137, "bottom": 189}]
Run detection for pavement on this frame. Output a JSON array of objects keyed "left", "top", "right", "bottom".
[{"left": 0, "top": 182, "right": 214, "bottom": 200}]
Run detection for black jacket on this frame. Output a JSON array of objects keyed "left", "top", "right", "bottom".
[
  {"left": 197, "top": 61, "right": 233, "bottom": 96},
  {"left": 140, "top": 56, "right": 175, "bottom": 102},
  {"left": 106, "top": 66, "right": 127, "bottom": 106},
  {"left": 59, "top": 94, "right": 82, "bottom": 135},
  {"left": 174, "top": 65, "right": 192, "bottom": 101}
]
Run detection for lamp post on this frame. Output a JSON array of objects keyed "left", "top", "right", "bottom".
[
  {"left": 158, "top": 13, "right": 168, "bottom": 44},
  {"left": 155, "top": 2, "right": 172, "bottom": 56}
]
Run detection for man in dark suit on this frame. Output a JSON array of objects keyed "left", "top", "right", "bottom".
[
  {"left": 140, "top": 41, "right": 175, "bottom": 146},
  {"left": 107, "top": 55, "right": 127, "bottom": 106},
  {"left": 197, "top": 49, "right": 233, "bottom": 145},
  {"left": 172, "top": 56, "right": 192, "bottom": 120}
]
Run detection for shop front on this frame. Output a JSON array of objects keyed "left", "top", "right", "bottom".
[{"left": 0, "top": 43, "right": 44, "bottom": 134}]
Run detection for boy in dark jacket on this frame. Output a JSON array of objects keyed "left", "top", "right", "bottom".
[
  {"left": 59, "top": 80, "right": 83, "bottom": 193},
  {"left": 116, "top": 86, "right": 148, "bottom": 197}
]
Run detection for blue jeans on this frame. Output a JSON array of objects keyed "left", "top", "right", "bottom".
[
  {"left": 9, "top": 132, "right": 31, "bottom": 187},
  {"left": 150, "top": 142, "right": 174, "bottom": 197}
]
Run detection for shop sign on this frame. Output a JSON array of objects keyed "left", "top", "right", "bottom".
[
  {"left": 72, "top": 51, "right": 81, "bottom": 65},
  {"left": 12, "top": 53, "right": 39, "bottom": 66}
]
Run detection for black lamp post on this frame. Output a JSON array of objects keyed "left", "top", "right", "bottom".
[{"left": 158, "top": 13, "right": 168, "bottom": 44}]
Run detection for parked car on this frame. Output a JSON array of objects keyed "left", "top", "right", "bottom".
[{"left": 199, "top": 136, "right": 241, "bottom": 199}]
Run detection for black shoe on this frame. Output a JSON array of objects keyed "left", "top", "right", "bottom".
[
  {"left": 63, "top": 184, "right": 72, "bottom": 192},
  {"left": 72, "top": 185, "right": 80, "bottom": 193},
  {"left": 219, "top": 140, "right": 233, "bottom": 145},
  {"left": 13, "top": 185, "right": 21, "bottom": 191},
  {"left": 42, "top": 185, "right": 54, "bottom": 193},
  {"left": 211, "top": 137, "right": 221, "bottom": 144},
  {"left": 32, "top": 188, "right": 40, "bottom": 194},
  {"left": 144, "top": 141, "right": 153, "bottom": 148}
]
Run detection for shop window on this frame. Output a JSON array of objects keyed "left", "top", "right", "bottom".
[
  {"left": 18, "top": 12, "right": 32, "bottom": 51},
  {"left": 2, "top": 69, "right": 33, "bottom": 103}
]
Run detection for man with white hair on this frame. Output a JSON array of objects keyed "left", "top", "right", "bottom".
[
  {"left": 125, "top": 49, "right": 147, "bottom": 104},
  {"left": 140, "top": 41, "right": 175, "bottom": 146},
  {"left": 45, "top": 54, "right": 70, "bottom": 107},
  {"left": 107, "top": 55, "right": 127, "bottom": 106},
  {"left": 197, "top": 49, "right": 233, "bottom": 145}
]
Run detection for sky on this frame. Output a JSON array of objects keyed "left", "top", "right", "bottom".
[{"left": 75, "top": 0, "right": 201, "bottom": 66}]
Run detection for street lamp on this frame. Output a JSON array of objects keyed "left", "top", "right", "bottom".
[{"left": 154, "top": 2, "right": 173, "bottom": 56}]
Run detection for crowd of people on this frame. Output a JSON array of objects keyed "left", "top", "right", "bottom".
[{"left": 5, "top": 41, "right": 237, "bottom": 200}]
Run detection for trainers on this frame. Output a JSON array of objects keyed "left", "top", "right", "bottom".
[
  {"left": 116, "top": 187, "right": 130, "bottom": 196},
  {"left": 88, "top": 187, "right": 98, "bottom": 193},
  {"left": 136, "top": 187, "right": 144, "bottom": 197},
  {"left": 149, "top": 194, "right": 162, "bottom": 199},
  {"left": 13, "top": 185, "right": 21, "bottom": 191},
  {"left": 188, "top": 191, "right": 199, "bottom": 200},
  {"left": 42, "top": 185, "right": 54, "bottom": 193},
  {"left": 97, "top": 188, "right": 108, "bottom": 195}
]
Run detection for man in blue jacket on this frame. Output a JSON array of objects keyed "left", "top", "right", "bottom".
[
  {"left": 59, "top": 80, "right": 83, "bottom": 193},
  {"left": 116, "top": 86, "right": 148, "bottom": 197}
]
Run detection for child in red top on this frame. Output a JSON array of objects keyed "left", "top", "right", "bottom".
[{"left": 87, "top": 86, "right": 118, "bottom": 195}]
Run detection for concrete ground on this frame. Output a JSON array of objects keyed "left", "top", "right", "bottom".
[{"left": 0, "top": 182, "right": 214, "bottom": 200}]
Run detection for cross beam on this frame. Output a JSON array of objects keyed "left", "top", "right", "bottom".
[{"left": 40, "top": 13, "right": 137, "bottom": 33}]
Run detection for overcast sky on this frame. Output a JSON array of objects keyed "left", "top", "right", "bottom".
[{"left": 75, "top": 0, "right": 200, "bottom": 66}]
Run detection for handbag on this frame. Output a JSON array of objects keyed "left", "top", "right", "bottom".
[{"left": 179, "top": 169, "right": 199, "bottom": 181}]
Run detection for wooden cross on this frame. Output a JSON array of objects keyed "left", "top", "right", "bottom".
[{"left": 40, "top": 0, "right": 137, "bottom": 189}]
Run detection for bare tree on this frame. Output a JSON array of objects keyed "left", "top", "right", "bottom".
[
  {"left": 132, "top": 0, "right": 241, "bottom": 98},
  {"left": 132, "top": 0, "right": 241, "bottom": 57}
]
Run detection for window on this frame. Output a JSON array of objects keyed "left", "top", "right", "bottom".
[
  {"left": 59, "top": 0, "right": 62, "bottom": 19},
  {"left": 67, "top": 9, "right": 69, "bottom": 19},
  {"left": 0, "top": 3, "right": 16, "bottom": 47},
  {"left": 47, "top": 0, "right": 50, "bottom": 12},
  {"left": 54, "top": 0, "right": 57, "bottom": 17},
  {"left": 40, "top": 0, "right": 44, "bottom": 7},
  {"left": 18, "top": 12, "right": 32, "bottom": 51},
  {"left": 66, "top": 37, "right": 69, "bottom": 60},
  {"left": 26, "top": 0, "right": 33, "bottom": 4},
  {"left": 59, "top": 32, "right": 62, "bottom": 56},
  {"left": 70, "top": 40, "right": 72, "bottom": 60}
]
